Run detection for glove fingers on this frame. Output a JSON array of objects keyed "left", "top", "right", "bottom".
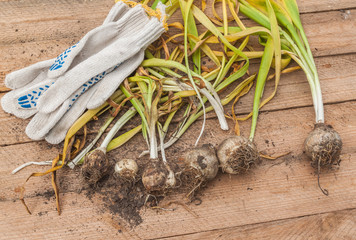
[
  {"left": 37, "top": 7, "right": 150, "bottom": 114},
  {"left": 45, "top": 86, "right": 97, "bottom": 144},
  {"left": 26, "top": 84, "right": 97, "bottom": 141},
  {"left": 1, "top": 91, "right": 38, "bottom": 119},
  {"left": 5, "top": 59, "right": 54, "bottom": 89},
  {"left": 13, "top": 78, "right": 54, "bottom": 111},
  {"left": 26, "top": 101, "right": 68, "bottom": 141},
  {"left": 103, "top": 1, "right": 128, "bottom": 24},
  {"left": 40, "top": 65, "right": 118, "bottom": 114},
  {"left": 47, "top": 25, "right": 115, "bottom": 79},
  {"left": 1, "top": 71, "right": 49, "bottom": 119},
  {"left": 87, "top": 50, "right": 145, "bottom": 110}
]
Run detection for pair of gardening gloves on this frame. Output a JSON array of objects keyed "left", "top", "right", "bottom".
[{"left": 1, "top": 1, "right": 166, "bottom": 144}]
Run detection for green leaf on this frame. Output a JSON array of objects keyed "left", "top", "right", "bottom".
[{"left": 249, "top": 36, "right": 274, "bottom": 140}]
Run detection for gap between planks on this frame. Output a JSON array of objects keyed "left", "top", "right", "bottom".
[
  {"left": 161, "top": 208, "right": 356, "bottom": 240},
  {"left": 0, "top": 0, "right": 356, "bottom": 239},
  {"left": 0, "top": 0, "right": 355, "bottom": 23},
  {"left": 2, "top": 50, "right": 356, "bottom": 94},
  {"left": 1, "top": 97, "right": 355, "bottom": 238},
  {"left": 1, "top": 98, "right": 356, "bottom": 149},
  {"left": 1, "top": 7, "right": 355, "bottom": 90},
  {"left": 1, "top": 101, "right": 355, "bottom": 201},
  {"left": 1, "top": 152, "right": 355, "bottom": 239},
  {"left": 1, "top": 51, "right": 356, "bottom": 146}
]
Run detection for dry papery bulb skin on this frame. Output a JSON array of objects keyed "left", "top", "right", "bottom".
[
  {"left": 304, "top": 123, "right": 342, "bottom": 168},
  {"left": 217, "top": 136, "right": 260, "bottom": 174},
  {"left": 114, "top": 158, "right": 139, "bottom": 182},
  {"left": 184, "top": 144, "right": 219, "bottom": 181},
  {"left": 81, "top": 147, "right": 110, "bottom": 185}
]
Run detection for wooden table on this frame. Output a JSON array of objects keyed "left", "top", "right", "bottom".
[{"left": 1, "top": 0, "right": 355, "bottom": 239}]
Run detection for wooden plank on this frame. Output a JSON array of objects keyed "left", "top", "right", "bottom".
[
  {"left": 2, "top": 6, "right": 356, "bottom": 50},
  {"left": 1, "top": 101, "right": 355, "bottom": 239},
  {"left": 1, "top": 1, "right": 355, "bottom": 239},
  {"left": 1, "top": 17, "right": 103, "bottom": 45},
  {"left": 168, "top": 208, "right": 356, "bottom": 240},
  {"left": 0, "top": 0, "right": 114, "bottom": 24},
  {"left": 2, "top": 53, "right": 356, "bottom": 146},
  {"left": 1, "top": 195, "right": 355, "bottom": 240},
  {"left": 301, "top": 9, "right": 356, "bottom": 57},
  {"left": 0, "top": 39, "right": 82, "bottom": 91},
  {"left": 0, "top": 131, "right": 148, "bottom": 201},
  {"left": 1, "top": 8, "right": 356, "bottom": 89},
  {"left": 0, "top": 192, "right": 139, "bottom": 240},
  {"left": 1, "top": 0, "right": 355, "bottom": 25},
  {"left": 298, "top": 0, "right": 356, "bottom": 13}
]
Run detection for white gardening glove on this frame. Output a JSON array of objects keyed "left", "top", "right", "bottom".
[
  {"left": 1, "top": 1, "right": 167, "bottom": 144},
  {"left": 47, "top": 2, "right": 136, "bottom": 79},
  {"left": 2, "top": 49, "right": 146, "bottom": 142},
  {"left": 26, "top": 85, "right": 98, "bottom": 142},
  {"left": 1, "top": 61, "right": 52, "bottom": 119},
  {"left": 27, "top": 49, "right": 144, "bottom": 143},
  {"left": 6, "top": 5, "right": 141, "bottom": 113},
  {"left": 36, "top": 5, "right": 166, "bottom": 114},
  {"left": 7, "top": 4, "right": 155, "bottom": 115},
  {"left": 46, "top": 51, "right": 145, "bottom": 144},
  {"left": 87, "top": 51, "right": 145, "bottom": 109}
]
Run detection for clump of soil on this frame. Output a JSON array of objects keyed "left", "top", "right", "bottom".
[
  {"left": 100, "top": 179, "right": 147, "bottom": 227},
  {"left": 35, "top": 189, "right": 55, "bottom": 201},
  {"left": 83, "top": 158, "right": 158, "bottom": 227}
]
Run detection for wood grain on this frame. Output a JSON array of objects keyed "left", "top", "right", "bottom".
[
  {"left": 2, "top": 52, "right": 356, "bottom": 146},
  {"left": 168, "top": 208, "right": 356, "bottom": 240},
  {"left": 0, "top": 192, "right": 140, "bottom": 240},
  {"left": 1, "top": 0, "right": 356, "bottom": 239},
  {"left": 1, "top": 2, "right": 356, "bottom": 89},
  {"left": 0, "top": 0, "right": 114, "bottom": 24},
  {"left": 1, "top": 0, "right": 354, "bottom": 25},
  {"left": 1, "top": 101, "right": 355, "bottom": 239}
]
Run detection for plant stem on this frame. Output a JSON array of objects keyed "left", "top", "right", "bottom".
[
  {"left": 100, "top": 107, "right": 137, "bottom": 149},
  {"left": 181, "top": 0, "right": 207, "bottom": 146},
  {"left": 140, "top": 75, "right": 256, "bottom": 156}
]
